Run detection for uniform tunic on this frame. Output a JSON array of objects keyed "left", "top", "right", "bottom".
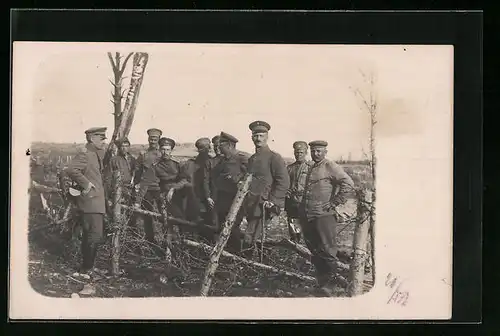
[
  {"left": 285, "top": 160, "right": 313, "bottom": 219},
  {"left": 134, "top": 147, "right": 161, "bottom": 194},
  {"left": 65, "top": 143, "right": 106, "bottom": 245},
  {"left": 211, "top": 151, "right": 248, "bottom": 251},
  {"left": 66, "top": 143, "right": 107, "bottom": 214},
  {"left": 109, "top": 153, "right": 136, "bottom": 186},
  {"left": 105, "top": 153, "right": 136, "bottom": 202},
  {"left": 301, "top": 158, "right": 355, "bottom": 220},
  {"left": 243, "top": 145, "right": 290, "bottom": 245},
  {"left": 246, "top": 145, "right": 289, "bottom": 211},
  {"left": 204, "top": 154, "right": 223, "bottom": 201},
  {"left": 183, "top": 154, "right": 212, "bottom": 214}
]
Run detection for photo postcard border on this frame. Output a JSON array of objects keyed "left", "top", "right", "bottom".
[{"left": 8, "top": 9, "right": 482, "bottom": 325}]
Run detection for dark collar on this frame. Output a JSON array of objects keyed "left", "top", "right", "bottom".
[{"left": 255, "top": 145, "right": 270, "bottom": 154}]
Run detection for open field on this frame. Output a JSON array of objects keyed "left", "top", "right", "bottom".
[{"left": 27, "top": 142, "right": 374, "bottom": 298}]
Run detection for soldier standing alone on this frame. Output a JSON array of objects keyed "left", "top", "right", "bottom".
[
  {"left": 242, "top": 121, "right": 290, "bottom": 256},
  {"left": 300, "top": 140, "right": 356, "bottom": 296},
  {"left": 65, "top": 127, "right": 108, "bottom": 295}
]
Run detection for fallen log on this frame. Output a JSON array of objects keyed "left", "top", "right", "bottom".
[
  {"left": 257, "top": 238, "right": 350, "bottom": 272},
  {"left": 183, "top": 238, "right": 317, "bottom": 284},
  {"left": 120, "top": 204, "right": 217, "bottom": 233}
]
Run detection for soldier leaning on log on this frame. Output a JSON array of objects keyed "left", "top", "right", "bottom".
[
  {"left": 299, "top": 140, "right": 357, "bottom": 297},
  {"left": 242, "top": 121, "right": 290, "bottom": 257},
  {"left": 210, "top": 131, "right": 249, "bottom": 252},
  {"left": 65, "top": 127, "right": 109, "bottom": 295},
  {"left": 285, "top": 141, "right": 313, "bottom": 243}
]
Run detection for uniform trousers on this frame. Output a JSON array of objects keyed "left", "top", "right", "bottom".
[
  {"left": 215, "top": 191, "right": 244, "bottom": 253},
  {"left": 79, "top": 213, "right": 105, "bottom": 272},
  {"left": 300, "top": 214, "right": 339, "bottom": 286},
  {"left": 136, "top": 189, "right": 185, "bottom": 255}
]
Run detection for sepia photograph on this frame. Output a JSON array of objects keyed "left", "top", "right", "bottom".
[{"left": 11, "top": 42, "right": 453, "bottom": 319}]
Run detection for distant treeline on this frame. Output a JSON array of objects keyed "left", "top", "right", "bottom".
[{"left": 30, "top": 142, "right": 370, "bottom": 166}]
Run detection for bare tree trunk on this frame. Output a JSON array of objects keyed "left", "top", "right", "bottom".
[
  {"left": 348, "top": 189, "right": 373, "bottom": 297},
  {"left": 110, "top": 170, "right": 123, "bottom": 276},
  {"left": 104, "top": 52, "right": 149, "bottom": 168},
  {"left": 200, "top": 174, "right": 253, "bottom": 296}
]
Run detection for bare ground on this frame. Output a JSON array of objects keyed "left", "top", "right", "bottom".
[{"left": 28, "top": 206, "right": 373, "bottom": 299}]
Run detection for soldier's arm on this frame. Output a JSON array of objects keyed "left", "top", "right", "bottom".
[
  {"left": 133, "top": 152, "right": 144, "bottom": 186},
  {"left": 234, "top": 153, "right": 249, "bottom": 183},
  {"left": 202, "top": 159, "right": 213, "bottom": 200},
  {"left": 66, "top": 151, "right": 90, "bottom": 189},
  {"left": 327, "top": 161, "right": 356, "bottom": 207},
  {"left": 269, "top": 153, "right": 291, "bottom": 206},
  {"left": 170, "top": 162, "right": 191, "bottom": 190}
]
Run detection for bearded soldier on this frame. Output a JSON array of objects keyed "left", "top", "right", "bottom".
[
  {"left": 301, "top": 140, "right": 356, "bottom": 296},
  {"left": 242, "top": 121, "right": 290, "bottom": 256}
]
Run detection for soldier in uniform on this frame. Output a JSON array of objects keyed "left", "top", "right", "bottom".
[
  {"left": 203, "top": 135, "right": 224, "bottom": 229},
  {"left": 242, "top": 121, "right": 290, "bottom": 256},
  {"left": 285, "top": 141, "right": 313, "bottom": 243},
  {"left": 300, "top": 140, "right": 356, "bottom": 296},
  {"left": 105, "top": 137, "right": 136, "bottom": 204},
  {"left": 133, "top": 128, "right": 163, "bottom": 254},
  {"left": 153, "top": 137, "right": 189, "bottom": 221},
  {"left": 182, "top": 138, "right": 214, "bottom": 236},
  {"left": 211, "top": 132, "right": 248, "bottom": 252},
  {"left": 65, "top": 127, "right": 108, "bottom": 295}
]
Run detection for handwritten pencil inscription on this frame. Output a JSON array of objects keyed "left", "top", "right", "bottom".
[{"left": 385, "top": 273, "right": 410, "bottom": 307}]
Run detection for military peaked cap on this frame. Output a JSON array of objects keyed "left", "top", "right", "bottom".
[
  {"left": 249, "top": 120, "right": 271, "bottom": 133},
  {"left": 147, "top": 128, "right": 163, "bottom": 137},
  {"left": 293, "top": 141, "right": 308, "bottom": 150},
  {"left": 85, "top": 127, "right": 107, "bottom": 136},
  {"left": 195, "top": 137, "right": 211, "bottom": 149},
  {"left": 159, "top": 137, "right": 176, "bottom": 149},
  {"left": 220, "top": 132, "right": 239, "bottom": 143},
  {"left": 308, "top": 140, "right": 329, "bottom": 148}
]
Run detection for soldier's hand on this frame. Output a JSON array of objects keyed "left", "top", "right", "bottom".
[
  {"left": 82, "top": 182, "right": 95, "bottom": 195},
  {"left": 263, "top": 201, "right": 275, "bottom": 209},
  {"left": 166, "top": 189, "right": 175, "bottom": 203},
  {"left": 207, "top": 198, "right": 215, "bottom": 209}
]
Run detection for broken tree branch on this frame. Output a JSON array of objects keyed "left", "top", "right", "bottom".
[
  {"left": 200, "top": 174, "right": 253, "bottom": 296},
  {"left": 183, "top": 238, "right": 317, "bottom": 284}
]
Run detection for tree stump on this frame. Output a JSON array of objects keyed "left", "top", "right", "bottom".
[{"left": 347, "top": 189, "right": 373, "bottom": 297}]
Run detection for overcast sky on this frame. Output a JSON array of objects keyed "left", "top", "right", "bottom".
[{"left": 14, "top": 43, "right": 453, "bottom": 160}]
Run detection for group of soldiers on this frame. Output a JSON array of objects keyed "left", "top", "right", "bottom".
[{"left": 64, "top": 120, "right": 356, "bottom": 296}]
